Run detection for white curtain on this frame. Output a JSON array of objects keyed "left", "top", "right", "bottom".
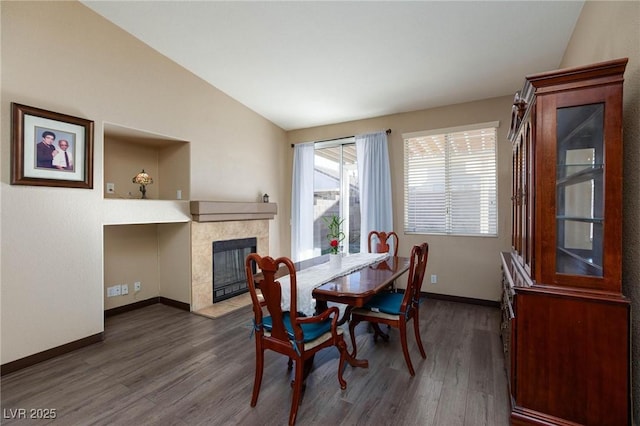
[
  {"left": 356, "top": 131, "right": 393, "bottom": 252},
  {"left": 291, "top": 142, "right": 315, "bottom": 261}
]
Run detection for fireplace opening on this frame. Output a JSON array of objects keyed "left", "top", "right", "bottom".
[{"left": 212, "top": 237, "right": 257, "bottom": 303}]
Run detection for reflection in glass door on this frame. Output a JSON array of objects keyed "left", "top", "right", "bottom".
[{"left": 556, "top": 103, "right": 604, "bottom": 277}]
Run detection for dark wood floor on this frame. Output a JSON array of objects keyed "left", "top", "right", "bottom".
[{"left": 1, "top": 299, "right": 511, "bottom": 425}]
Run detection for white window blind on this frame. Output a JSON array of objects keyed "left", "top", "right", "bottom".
[{"left": 403, "top": 123, "right": 498, "bottom": 236}]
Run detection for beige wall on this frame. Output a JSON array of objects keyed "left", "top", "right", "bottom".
[
  {"left": 106, "top": 141, "right": 161, "bottom": 200},
  {"left": 560, "top": 1, "right": 640, "bottom": 422},
  {"left": 0, "top": 1, "right": 287, "bottom": 364},
  {"left": 104, "top": 225, "right": 162, "bottom": 309},
  {"left": 288, "top": 96, "right": 514, "bottom": 302},
  {"left": 158, "top": 223, "right": 192, "bottom": 304}
]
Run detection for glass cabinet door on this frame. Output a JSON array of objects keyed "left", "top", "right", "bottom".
[{"left": 555, "top": 103, "right": 604, "bottom": 277}]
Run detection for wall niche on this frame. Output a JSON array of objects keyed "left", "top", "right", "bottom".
[
  {"left": 102, "top": 124, "right": 192, "bottom": 311},
  {"left": 103, "top": 122, "right": 190, "bottom": 201}
]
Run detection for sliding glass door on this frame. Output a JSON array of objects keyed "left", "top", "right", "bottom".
[{"left": 313, "top": 141, "right": 360, "bottom": 255}]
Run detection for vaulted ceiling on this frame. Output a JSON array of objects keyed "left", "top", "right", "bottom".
[{"left": 82, "top": 1, "right": 584, "bottom": 131}]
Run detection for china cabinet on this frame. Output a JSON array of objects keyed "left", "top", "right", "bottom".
[{"left": 501, "top": 58, "right": 630, "bottom": 425}]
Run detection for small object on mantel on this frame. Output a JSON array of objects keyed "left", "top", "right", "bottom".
[{"left": 263, "top": 193, "right": 269, "bottom": 203}]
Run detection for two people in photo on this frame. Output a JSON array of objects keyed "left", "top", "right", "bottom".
[{"left": 36, "top": 130, "right": 73, "bottom": 171}]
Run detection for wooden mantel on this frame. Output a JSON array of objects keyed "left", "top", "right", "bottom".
[{"left": 190, "top": 201, "right": 277, "bottom": 222}]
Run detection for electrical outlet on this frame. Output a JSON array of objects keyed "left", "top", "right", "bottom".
[
  {"left": 134, "top": 281, "right": 141, "bottom": 292},
  {"left": 113, "top": 285, "right": 121, "bottom": 296},
  {"left": 430, "top": 274, "right": 437, "bottom": 284},
  {"left": 106, "top": 287, "right": 113, "bottom": 297},
  {"left": 176, "top": 189, "right": 182, "bottom": 200},
  {"left": 106, "top": 183, "right": 115, "bottom": 193},
  {"left": 121, "top": 284, "right": 129, "bottom": 295}
]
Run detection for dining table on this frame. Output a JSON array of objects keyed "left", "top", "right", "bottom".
[
  {"left": 273, "top": 253, "right": 411, "bottom": 368},
  {"left": 274, "top": 253, "right": 410, "bottom": 321},
  {"left": 312, "top": 255, "right": 410, "bottom": 323}
]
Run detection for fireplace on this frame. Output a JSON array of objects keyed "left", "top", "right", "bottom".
[
  {"left": 190, "top": 201, "right": 277, "bottom": 312},
  {"left": 212, "top": 237, "right": 257, "bottom": 302}
]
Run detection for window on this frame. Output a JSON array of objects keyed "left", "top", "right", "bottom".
[
  {"left": 403, "top": 122, "right": 498, "bottom": 236},
  {"left": 313, "top": 139, "right": 360, "bottom": 254}
]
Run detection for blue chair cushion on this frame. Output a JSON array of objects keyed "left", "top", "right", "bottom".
[
  {"left": 364, "top": 292, "right": 424, "bottom": 315},
  {"left": 262, "top": 313, "right": 333, "bottom": 343}
]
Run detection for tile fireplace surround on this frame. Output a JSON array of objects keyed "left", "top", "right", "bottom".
[{"left": 190, "top": 201, "right": 277, "bottom": 312}]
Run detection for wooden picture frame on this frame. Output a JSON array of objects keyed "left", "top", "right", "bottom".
[{"left": 11, "top": 103, "right": 94, "bottom": 189}]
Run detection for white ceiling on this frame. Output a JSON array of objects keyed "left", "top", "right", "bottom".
[{"left": 82, "top": 1, "right": 584, "bottom": 131}]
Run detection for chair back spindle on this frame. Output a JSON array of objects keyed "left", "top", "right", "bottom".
[
  {"left": 400, "top": 242, "right": 429, "bottom": 316},
  {"left": 247, "top": 255, "right": 290, "bottom": 342},
  {"left": 368, "top": 231, "right": 399, "bottom": 256}
]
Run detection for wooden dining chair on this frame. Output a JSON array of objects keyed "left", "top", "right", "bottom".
[
  {"left": 245, "top": 253, "right": 349, "bottom": 426},
  {"left": 349, "top": 242, "right": 429, "bottom": 376},
  {"left": 368, "top": 230, "right": 399, "bottom": 256},
  {"left": 368, "top": 230, "right": 400, "bottom": 293}
]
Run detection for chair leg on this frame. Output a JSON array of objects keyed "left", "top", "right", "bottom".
[
  {"left": 335, "top": 337, "right": 348, "bottom": 390},
  {"left": 289, "top": 358, "right": 305, "bottom": 426},
  {"left": 348, "top": 317, "right": 361, "bottom": 358},
  {"left": 371, "top": 322, "right": 390, "bottom": 342},
  {"left": 302, "top": 355, "right": 315, "bottom": 382},
  {"left": 251, "top": 346, "right": 264, "bottom": 406},
  {"left": 413, "top": 311, "right": 426, "bottom": 359},
  {"left": 399, "top": 320, "right": 415, "bottom": 376}
]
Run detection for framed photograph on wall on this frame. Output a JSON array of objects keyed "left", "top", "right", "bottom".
[{"left": 11, "top": 102, "right": 94, "bottom": 188}]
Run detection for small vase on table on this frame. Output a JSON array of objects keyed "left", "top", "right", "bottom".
[
  {"left": 329, "top": 253, "right": 342, "bottom": 269},
  {"left": 325, "top": 215, "right": 346, "bottom": 269}
]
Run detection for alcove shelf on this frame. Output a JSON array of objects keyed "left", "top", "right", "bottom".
[
  {"left": 103, "top": 122, "right": 190, "bottom": 202},
  {"left": 103, "top": 199, "right": 190, "bottom": 225}
]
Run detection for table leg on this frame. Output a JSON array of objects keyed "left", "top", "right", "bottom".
[
  {"left": 337, "top": 305, "right": 353, "bottom": 326},
  {"left": 316, "top": 300, "right": 368, "bottom": 367},
  {"left": 338, "top": 338, "right": 368, "bottom": 369},
  {"left": 339, "top": 306, "right": 370, "bottom": 367}
]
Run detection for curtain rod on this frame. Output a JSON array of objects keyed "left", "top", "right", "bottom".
[{"left": 291, "top": 129, "right": 391, "bottom": 148}]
